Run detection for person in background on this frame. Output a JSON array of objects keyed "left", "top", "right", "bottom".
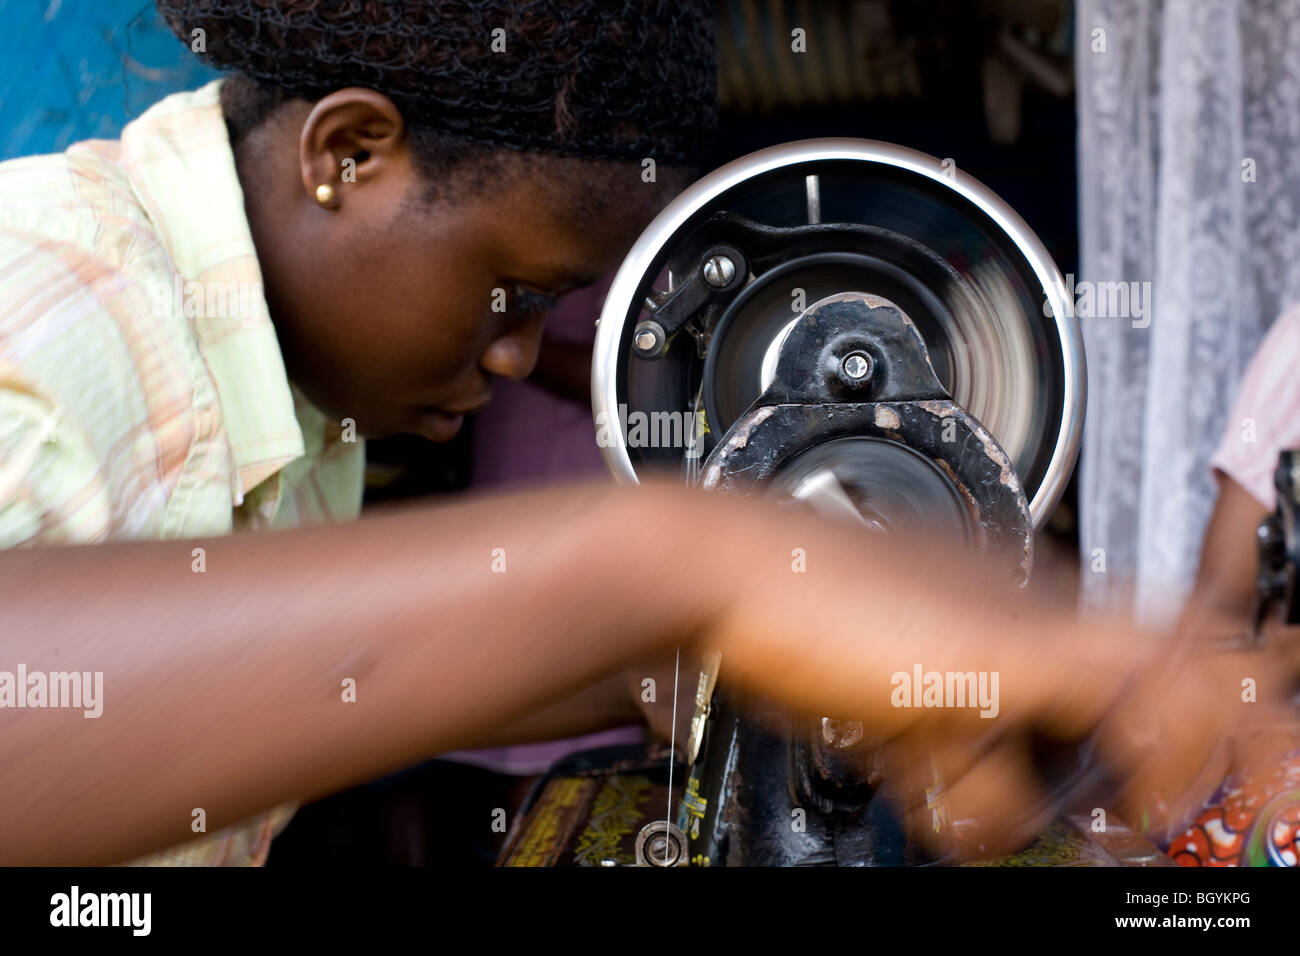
[
  {"left": 1173, "top": 303, "right": 1300, "bottom": 865},
  {"left": 1191, "top": 302, "right": 1300, "bottom": 629}
]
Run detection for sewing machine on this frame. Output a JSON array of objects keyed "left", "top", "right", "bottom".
[{"left": 501, "top": 139, "right": 1170, "bottom": 867}]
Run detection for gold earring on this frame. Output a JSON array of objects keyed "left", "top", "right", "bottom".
[{"left": 315, "top": 183, "right": 336, "bottom": 207}]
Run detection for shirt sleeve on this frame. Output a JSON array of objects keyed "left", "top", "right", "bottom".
[
  {"left": 1209, "top": 303, "right": 1300, "bottom": 510},
  {"left": 0, "top": 368, "right": 112, "bottom": 547}
]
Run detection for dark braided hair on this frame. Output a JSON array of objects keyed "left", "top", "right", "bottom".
[{"left": 158, "top": 1, "right": 717, "bottom": 212}]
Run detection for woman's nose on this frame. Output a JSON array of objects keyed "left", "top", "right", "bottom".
[{"left": 480, "top": 313, "right": 546, "bottom": 381}]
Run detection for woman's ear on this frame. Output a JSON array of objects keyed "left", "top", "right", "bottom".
[{"left": 298, "top": 88, "right": 407, "bottom": 209}]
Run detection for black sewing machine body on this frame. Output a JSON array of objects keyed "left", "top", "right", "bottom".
[{"left": 509, "top": 139, "right": 1103, "bottom": 866}]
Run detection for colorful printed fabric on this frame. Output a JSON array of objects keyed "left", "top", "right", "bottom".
[{"left": 1167, "top": 749, "right": 1300, "bottom": 866}]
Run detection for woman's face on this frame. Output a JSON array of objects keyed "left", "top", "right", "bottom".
[
  {"left": 272, "top": 176, "right": 641, "bottom": 442},
  {"left": 239, "top": 90, "right": 667, "bottom": 442}
]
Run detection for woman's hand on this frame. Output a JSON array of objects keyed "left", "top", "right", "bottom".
[{"left": 685, "top": 491, "right": 1300, "bottom": 858}]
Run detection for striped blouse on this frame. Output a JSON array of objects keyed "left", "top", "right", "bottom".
[{"left": 0, "top": 80, "right": 365, "bottom": 864}]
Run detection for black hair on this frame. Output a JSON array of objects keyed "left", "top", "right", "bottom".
[{"left": 160, "top": 1, "right": 716, "bottom": 213}]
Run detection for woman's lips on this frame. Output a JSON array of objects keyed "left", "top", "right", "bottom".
[
  {"left": 413, "top": 408, "right": 465, "bottom": 442},
  {"left": 410, "top": 394, "right": 489, "bottom": 442}
]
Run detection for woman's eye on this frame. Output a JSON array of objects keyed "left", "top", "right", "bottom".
[{"left": 512, "top": 285, "right": 558, "bottom": 315}]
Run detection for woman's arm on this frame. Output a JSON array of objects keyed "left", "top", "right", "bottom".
[
  {"left": 1, "top": 480, "right": 1290, "bottom": 864},
  {"left": 1182, "top": 471, "right": 1269, "bottom": 641},
  {"left": 0, "top": 482, "right": 712, "bottom": 864}
]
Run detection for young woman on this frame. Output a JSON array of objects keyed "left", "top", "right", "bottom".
[{"left": 0, "top": 0, "right": 1289, "bottom": 866}]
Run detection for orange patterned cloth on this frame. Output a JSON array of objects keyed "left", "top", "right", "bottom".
[{"left": 1167, "top": 749, "right": 1300, "bottom": 867}]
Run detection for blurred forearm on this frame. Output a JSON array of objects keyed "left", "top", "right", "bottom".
[
  {"left": 467, "top": 670, "right": 643, "bottom": 748},
  {"left": 0, "top": 482, "right": 709, "bottom": 864}
]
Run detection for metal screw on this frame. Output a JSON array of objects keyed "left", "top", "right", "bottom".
[
  {"left": 841, "top": 351, "right": 872, "bottom": 381},
  {"left": 702, "top": 254, "right": 735, "bottom": 288},
  {"left": 633, "top": 319, "right": 665, "bottom": 356}
]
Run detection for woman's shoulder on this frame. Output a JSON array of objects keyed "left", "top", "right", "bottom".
[
  {"left": 1232, "top": 303, "right": 1300, "bottom": 409},
  {"left": 0, "top": 138, "right": 162, "bottom": 266},
  {"left": 1211, "top": 303, "right": 1300, "bottom": 508},
  {"left": 1260, "top": 301, "right": 1300, "bottom": 346}
]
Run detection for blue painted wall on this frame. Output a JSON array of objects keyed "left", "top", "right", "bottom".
[{"left": 0, "top": 0, "right": 216, "bottom": 160}]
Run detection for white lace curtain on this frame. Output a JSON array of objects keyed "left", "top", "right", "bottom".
[{"left": 1077, "top": 0, "right": 1300, "bottom": 618}]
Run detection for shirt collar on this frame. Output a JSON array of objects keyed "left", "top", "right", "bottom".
[{"left": 119, "top": 79, "right": 305, "bottom": 506}]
